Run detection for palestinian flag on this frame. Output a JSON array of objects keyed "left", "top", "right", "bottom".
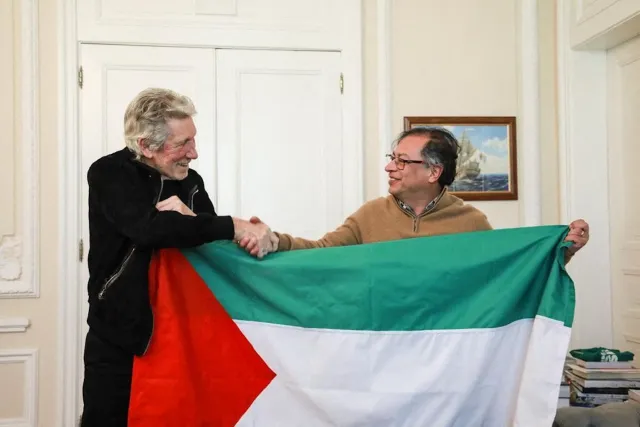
[{"left": 128, "top": 225, "right": 574, "bottom": 426}]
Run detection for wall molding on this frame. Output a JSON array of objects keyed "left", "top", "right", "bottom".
[
  {"left": 376, "top": 0, "right": 391, "bottom": 197},
  {"left": 0, "top": 0, "right": 40, "bottom": 298},
  {"left": 519, "top": 0, "right": 542, "bottom": 226},
  {"left": 0, "top": 349, "right": 38, "bottom": 427},
  {"left": 557, "top": 2, "right": 574, "bottom": 226},
  {"left": 0, "top": 317, "right": 30, "bottom": 333},
  {"left": 572, "top": 0, "right": 640, "bottom": 50},
  {"left": 557, "top": 0, "right": 613, "bottom": 349},
  {"left": 624, "top": 333, "right": 640, "bottom": 344},
  {"left": 57, "top": 0, "right": 81, "bottom": 425},
  {"left": 576, "top": 0, "right": 620, "bottom": 24}
]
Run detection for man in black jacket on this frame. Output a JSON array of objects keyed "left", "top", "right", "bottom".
[{"left": 80, "top": 87, "right": 275, "bottom": 426}]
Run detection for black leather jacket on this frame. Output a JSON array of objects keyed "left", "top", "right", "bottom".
[{"left": 85, "top": 148, "right": 235, "bottom": 355}]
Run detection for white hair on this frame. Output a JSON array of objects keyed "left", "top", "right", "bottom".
[{"left": 123, "top": 88, "right": 197, "bottom": 159}]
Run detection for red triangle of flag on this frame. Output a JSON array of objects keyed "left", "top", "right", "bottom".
[{"left": 128, "top": 248, "right": 276, "bottom": 426}]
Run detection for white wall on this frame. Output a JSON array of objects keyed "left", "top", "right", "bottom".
[
  {"left": 363, "top": 0, "right": 561, "bottom": 229},
  {"left": 392, "top": 0, "right": 521, "bottom": 228}
]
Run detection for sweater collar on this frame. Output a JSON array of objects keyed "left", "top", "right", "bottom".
[{"left": 394, "top": 187, "right": 447, "bottom": 216}]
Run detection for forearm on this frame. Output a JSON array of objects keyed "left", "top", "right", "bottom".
[
  {"left": 277, "top": 234, "right": 328, "bottom": 251},
  {"left": 119, "top": 211, "right": 235, "bottom": 248},
  {"left": 276, "top": 224, "right": 361, "bottom": 252},
  {"left": 564, "top": 250, "right": 575, "bottom": 265}
]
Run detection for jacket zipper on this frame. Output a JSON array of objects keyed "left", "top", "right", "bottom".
[
  {"left": 142, "top": 310, "right": 154, "bottom": 355},
  {"left": 395, "top": 198, "right": 439, "bottom": 233},
  {"left": 188, "top": 185, "right": 199, "bottom": 210},
  {"left": 97, "top": 246, "right": 136, "bottom": 300},
  {"left": 155, "top": 178, "right": 165, "bottom": 204},
  {"left": 413, "top": 203, "right": 438, "bottom": 232},
  {"left": 97, "top": 178, "right": 165, "bottom": 301}
]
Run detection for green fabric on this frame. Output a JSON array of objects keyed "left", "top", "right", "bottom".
[
  {"left": 183, "top": 225, "right": 575, "bottom": 331},
  {"left": 570, "top": 347, "right": 635, "bottom": 362}
]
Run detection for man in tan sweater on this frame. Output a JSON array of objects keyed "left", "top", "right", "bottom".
[{"left": 241, "top": 127, "right": 589, "bottom": 261}]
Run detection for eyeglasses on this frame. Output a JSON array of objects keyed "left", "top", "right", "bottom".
[{"left": 385, "top": 154, "right": 425, "bottom": 170}]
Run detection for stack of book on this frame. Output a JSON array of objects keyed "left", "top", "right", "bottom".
[{"left": 564, "top": 356, "right": 640, "bottom": 407}]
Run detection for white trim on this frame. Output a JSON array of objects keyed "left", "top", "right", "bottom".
[
  {"left": 77, "top": 2, "right": 345, "bottom": 50},
  {"left": 519, "top": 0, "right": 542, "bottom": 226},
  {"left": 340, "top": 0, "right": 365, "bottom": 214},
  {"left": 57, "top": 0, "right": 81, "bottom": 425},
  {"left": 0, "top": 0, "right": 39, "bottom": 298},
  {"left": 58, "top": 1, "right": 364, "bottom": 425},
  {"left": 377, "top": 0, "right": 392, "bottom": 197},
  {"left": 0, "top": 317, "right": 30, "bottom": 333},
  {"left": 556, "top": 0, "right": 613, "bottom": 349},
  {"left": 0, "top": 349, "right": 38, "bottom": 427},
  {"left": 557, "top": 0, "right": 573, "bottom": 225},
  {"left": 572, "top": 0, "right": 640, "bottom": 50}
]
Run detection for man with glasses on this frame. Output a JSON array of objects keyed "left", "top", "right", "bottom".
[{"left": 240, "top": 126, "right": 589, "bottom": 262}]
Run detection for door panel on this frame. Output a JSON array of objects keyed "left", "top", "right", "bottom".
[
  {"left": 216, "top": 49, "right": 344, "bottom": 239},
  {"left": 76, "top": 0, "right": 344, "bottom": 49}
]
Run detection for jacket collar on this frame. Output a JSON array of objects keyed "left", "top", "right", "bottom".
[{"left": 119, "top": 148, "right": 161, "bottom": 177}]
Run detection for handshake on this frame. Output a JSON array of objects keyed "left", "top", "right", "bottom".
[
  {"left": 232, "top": 216, "right": 279, "bottom": 259},
  {"left": 155, "top": 196, "right": 278, "bottom": 259}
]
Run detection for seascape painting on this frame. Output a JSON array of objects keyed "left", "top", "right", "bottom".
[{"left": 403, "top": 116, "right": 518, "bottom": 201}]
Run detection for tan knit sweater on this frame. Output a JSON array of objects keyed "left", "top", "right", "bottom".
[{"left": 277, "top": 190, "right": 492, "bottom": 251}]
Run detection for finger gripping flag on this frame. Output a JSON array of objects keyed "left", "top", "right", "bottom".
[{"left": 128, "top": 225, "right": 575, "bottom": 427}]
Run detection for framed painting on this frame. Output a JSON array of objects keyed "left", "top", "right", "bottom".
[{"left": 403, "top": 116, "right": 518, "bottom": 201}]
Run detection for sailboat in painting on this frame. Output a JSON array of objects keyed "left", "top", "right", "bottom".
[{"left": 451, "top": 130, "right": 509, "bottom": 192}]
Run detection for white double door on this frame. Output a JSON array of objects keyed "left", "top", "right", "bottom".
[{"left": 77, "top": 42, "right": 350, "bottom": 385}]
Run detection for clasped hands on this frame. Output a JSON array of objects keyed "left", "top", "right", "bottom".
[
  {"left": 233, "top": 216, "right": 278, "bottom": 259},
  {"left": 156, "top": 196, "right": 277, "bottom": 259}
]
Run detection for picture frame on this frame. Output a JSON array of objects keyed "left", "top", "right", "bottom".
[{"left": 403, "top": 116, "right": 518, "bottom": 201}]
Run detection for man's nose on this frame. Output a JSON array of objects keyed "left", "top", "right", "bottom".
[
  {"left": 187, "top": 144, "right": 198, "bottom": 159},
  {"left": 385, "top": 159, "right": 396, "bottom": 172}
]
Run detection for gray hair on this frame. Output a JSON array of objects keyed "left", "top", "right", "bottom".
[{"left": 123, "top": 88, "right": 197, "bottom": 159}]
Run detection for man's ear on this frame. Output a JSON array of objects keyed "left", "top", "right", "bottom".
[
  {"left": 137, "top": 138, "right": 154, "bottom": 159},
  {"left": 428, "top": 165, "right": 443, "bottom": 184}
]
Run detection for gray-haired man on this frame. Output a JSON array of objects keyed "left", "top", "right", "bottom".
[{"left": 81, "top": 87, "right": 275, "bottom": 426}]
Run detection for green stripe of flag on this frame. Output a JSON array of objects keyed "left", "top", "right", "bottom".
[{"left": 183, "top": 225, "right": 575, "bottom": 331}]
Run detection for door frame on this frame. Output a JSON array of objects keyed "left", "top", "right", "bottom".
[
  {"left": 56, "top": 1, "right": 364, "bottom": 425},
  {"left": 555, "top": 0, "right": 626, "bottom": 352}
]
